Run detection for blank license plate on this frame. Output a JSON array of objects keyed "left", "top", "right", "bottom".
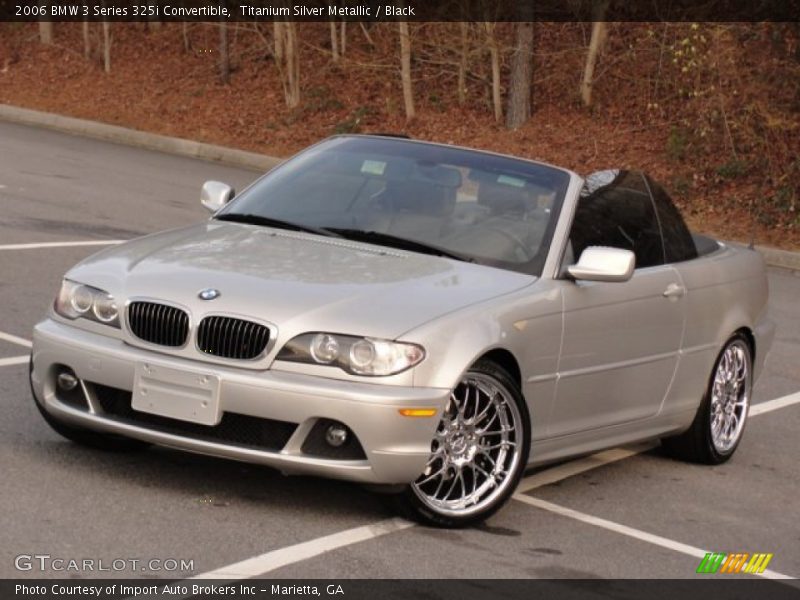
[{"left": 131, "top": 362, "right": 221, "bottom": 426}]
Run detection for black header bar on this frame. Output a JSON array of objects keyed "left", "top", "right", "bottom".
[{"left": 2, "top": 0, "right": 799, "bottom": 22}]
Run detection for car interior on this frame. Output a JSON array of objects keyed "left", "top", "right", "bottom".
[{"left": 263, "top": 151, "right": 560, "bottom": 265}]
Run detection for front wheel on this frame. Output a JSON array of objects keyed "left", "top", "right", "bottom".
[
  {"left": 661, "top": 334, "right": 752, "bottom": 464},
  {"left": 394, "top": 360, "right": 530, "bottom": 527}
]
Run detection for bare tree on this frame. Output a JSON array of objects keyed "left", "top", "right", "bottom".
[
  {"left": 273, "top": 22, "right": 284, "bottom": 62},
  {"left": 580, "top": 1, "right": 610, "bottom": 107},
  {"left": 102, "top": 21, "right": 111, "bottom": 73},
  {"left": 457, "top": 21, "right": 469, "bottom": 105},
  {"left": 79, "top": 0, "right": 90, "bottom": 57},
  {"left": 330, "top": 21, "right": 340, "bottom": 63},
  {"left": 38, "top": 1, "right": 53, "bottom": 46},
  {"left": 182, "top": 22, "right": 191, "bottom": 53},
  {"left": 340, "top": 21, "right": 347, "bottom": 57},
  {"left": 82, "top": 18, "right": 90, "bottom": 58},
  {"left": 38, "top": 23, "right": 53, "bottom": 44},
  {"left": 219, "top": 21, "right": 230, "bottom": 84},
  {"left": 506, "top": 21, "right": 534, "bottom": 129},
  {"left": 358, "top": 22, "right": 374, "bottom": 48},
  {"left": 399, "top": 21, "right": 415, "bottom": 120},
  {"left": 147, "top": 0, "right": 161, "bottom": 30},
  {"left": 483, "top": 22, "right": 502, "bottom": 123},
  {"left": 278, "top": 22, "right": 300, "bottom": 107}
]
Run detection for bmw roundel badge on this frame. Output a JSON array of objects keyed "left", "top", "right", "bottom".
[{"left": 198, "top": 288, "right": 221, "bottom": 301}]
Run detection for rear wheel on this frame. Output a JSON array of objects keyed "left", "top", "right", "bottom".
[
  {"left": 661, "top": 334, "right": 752, "bottom": 464},
  {"left": 394, "top": 360, "right": 530, "bottom": 527}
]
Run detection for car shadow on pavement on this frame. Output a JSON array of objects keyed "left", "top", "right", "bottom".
[{"left": 22, "top": 435, "right": 394, "bottom": 521}]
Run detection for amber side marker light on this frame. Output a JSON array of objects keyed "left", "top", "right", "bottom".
[{"left": 399, "top": 408, "right": 437, "bottom": 417}]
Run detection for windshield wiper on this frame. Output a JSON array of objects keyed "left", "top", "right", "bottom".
[
  {"left": 215, "top": 217, "right": 472, "bottom": 262},
  {"left": 328, "top": 228, "right": 474, "bottom": 263},
  {"left": 215, "top": 213, "right": 340, "bottom": 238}
]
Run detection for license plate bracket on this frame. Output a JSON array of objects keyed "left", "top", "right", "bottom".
[{"left": 131, "top": 362, "right": 221, "bottom": 426}]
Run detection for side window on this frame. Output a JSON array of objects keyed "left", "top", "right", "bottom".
[
  {"left": 647, "top": 177, "right": 698, "bottom": 263},
  {"left": 569, "top": 171, "right": 665, "bottom": 269}
]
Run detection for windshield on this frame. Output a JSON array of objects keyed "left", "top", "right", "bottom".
[{"left": 218, "top": 136, "right": 571, "bottom": 275}]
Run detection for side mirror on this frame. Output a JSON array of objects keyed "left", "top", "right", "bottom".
[
  {"left": 567, "top": 246, "right": 635, "bottom": 283},
  {"left": 201, "top": 181, "right": 235, "bottom": 213}
]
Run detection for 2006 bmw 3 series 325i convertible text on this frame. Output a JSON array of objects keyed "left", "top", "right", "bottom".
[{"left": 30, "top": 136, "right": 774, "bottom": 526}]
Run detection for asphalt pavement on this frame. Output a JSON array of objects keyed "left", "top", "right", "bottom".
[{"left": 1, "top": 121, "right": 798, "bottom": 581}]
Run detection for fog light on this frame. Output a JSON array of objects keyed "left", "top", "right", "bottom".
[
  {"left": 324, "top": 423, "right": 349, "bottom": 447},
  {"left": 56, "top": 371, "right": 79, "bottom": 391}
]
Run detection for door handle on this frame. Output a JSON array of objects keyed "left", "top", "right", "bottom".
[{"left": 663, "top": 283, "right": 686, "bottom": 298}]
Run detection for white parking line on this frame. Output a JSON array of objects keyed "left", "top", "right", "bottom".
[
  {"left": 190, "top": 388, "right": 800, "bottom": 578},
  {"left": 508, "top": 390, "right": 800, "bottom": 582},
  {"left": 0, "top": 330, "right": 32, "bottom": 348},
  {"left": 188, "top": 440, "right": 658, "bottom": 579},
  {"left": 0, "top": 355, "right": 29, "bottom": 367},
  {"left": 192, "top": 518, "right": 414, "bottom": 579},
  {"left": 0, "top": 240, "right": 124, "bottom": 251},
  {"left": 750, "top": 391, "right": 800, "bottom": 416},
  {"left": 513, "top": 495, "right": 795, "bottom": 580}
]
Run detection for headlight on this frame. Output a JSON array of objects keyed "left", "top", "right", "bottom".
[
  {"left": 277, "top": 333, "right": 425, "bottom": 376},
  {"left": 54, "top": 280, "right": 120, "bottom": 328},
  {"left": 310, "top": 333, "right": 340, "bottom": 364}
]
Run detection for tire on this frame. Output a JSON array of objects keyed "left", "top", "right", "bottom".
[
  {"left": 661, "top": 333, "right": 752, "bottom": 465},
  {"left": 392, "top": 359, "right": 531, "bottom": 528},
  {"left": 29, "top": 357, "right": 150, "bottom": 453}
]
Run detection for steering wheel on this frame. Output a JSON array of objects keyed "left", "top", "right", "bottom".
[
  {"left": 443, "top": 225, "right": 533, "bottom": 262},
  {"left": 481, "top": 226, "right": 533, "bottom": 261}
]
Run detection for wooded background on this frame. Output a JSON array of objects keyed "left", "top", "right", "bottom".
[{"left": 2, "top": 20, "right": 799, "bottom": 247}]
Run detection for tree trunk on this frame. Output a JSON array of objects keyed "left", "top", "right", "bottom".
[
  {"left": 38, "top": 22, "right": 53, "bottom": 45},
  {"left": 330, "top": 21, "right": 339, "bottom": 63},
  {"left": 273, "top": 22, "right": 284, "bottom": 62},
  {"left": 505, "top": 21, "right": 534, "bottom": 129},
  {"left": 147, "top": 1, "right": 160, "bottom": 29},
  {"left": 457, "top": 21, "right": 468, "bottom": 105},
  {"left": 219, "top": 21, "right": 230, "bottom": 84},
  {"left": 284, "top": 22, "right": 300, "bottom": 108},
  {"left": 274, "top": 20, "right": 300, "bottom": 107},
  {"left": 340, "top": 21, "right": 346, "bottom": 57},
  {"left": 580, "top": 2, "right": 609, "bottom": 107},
  {"left": 182, "top": 22, "right": 191, "bottom": 53},
  {"left": 484, "top": 22, "right": 502, "bottom": 123},
  {"left": 82, "top": 19, "right": 90, "bottom": 59},
  {"left": 359, "top": 22, "right": 374, "bottom": 48},
  {"left": 399, "top": 21, "right": 415, "bottom": 120},
  {"left": 102, "top": 21, "right": 111, "bottom": 73}
]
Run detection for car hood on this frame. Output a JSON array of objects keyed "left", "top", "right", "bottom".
[{"left": 68, "top": 222, "right": 536, "bottom": 340}]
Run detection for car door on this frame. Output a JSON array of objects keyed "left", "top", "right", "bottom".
[{"left": 548, "top": 171, "right": 686, "bottom": 437}]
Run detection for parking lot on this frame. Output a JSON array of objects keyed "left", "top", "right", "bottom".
[{"left": 1, "top": 120, "right": 798, "bottom": 582}]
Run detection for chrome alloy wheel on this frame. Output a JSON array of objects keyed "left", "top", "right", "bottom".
[
  {"left": 411, "top": 372, "right": 523, "bottom": 518},
  {"left": 710, "top": 339, "right": 751, "bottom": 454}
]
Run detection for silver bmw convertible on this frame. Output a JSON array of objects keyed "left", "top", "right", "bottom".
[{"left": 30, "top": 135, "right": 773, "bottom": 526}]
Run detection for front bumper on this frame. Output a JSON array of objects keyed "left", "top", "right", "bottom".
[{"left": 30, "top": 318, "right": 449, "bottom": 485}]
